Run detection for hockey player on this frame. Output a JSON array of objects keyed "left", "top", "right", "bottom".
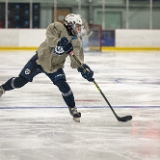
[{"left": 0, "top": 13, "right": 94, "bottom": 122}]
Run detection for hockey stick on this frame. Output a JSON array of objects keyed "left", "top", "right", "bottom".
[{"left": 70, "top": 51, "right": 132, "bottom": 122}]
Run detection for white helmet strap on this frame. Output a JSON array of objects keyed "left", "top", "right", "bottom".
[{"left": 72, "top": 23, "right": 76, "bottom": 30}]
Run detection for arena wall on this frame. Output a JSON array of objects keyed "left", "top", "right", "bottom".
[
  {"left": 0, "top": 29, "right": 46, "bottom": 50},
  {"left": 0, "top": 29, "right": 160, "bottom": 51}
]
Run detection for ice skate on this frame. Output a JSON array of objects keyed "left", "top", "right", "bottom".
[
  {"left": 0, "top": 86, "right": 5, "bottom": 97},
  {"left": 69, "top": 107, "right": 81, "bottom": 122}
]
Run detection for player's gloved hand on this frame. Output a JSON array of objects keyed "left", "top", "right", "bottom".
[
  {"left": 54, "top": 37, "right": 73, "bottom": 56},
  {"left": 78, "top": 64, "right": 94, "bottom": 82}
]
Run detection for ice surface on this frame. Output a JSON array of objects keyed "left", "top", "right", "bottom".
[{"left": 0, "top": 51, "right": 160, "bottom": 160}]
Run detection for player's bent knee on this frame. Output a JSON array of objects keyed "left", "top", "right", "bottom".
[
  {"left": 2, "top": 76, "right": 29, "bottom": 91},
  {"left": 53, "top": 79, "right": 70, "bottom": 94},
  {"left": 13, "top": 76, "right": 29, "bottom": 88}
]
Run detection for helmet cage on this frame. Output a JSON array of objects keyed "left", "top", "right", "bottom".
[{"left": 64, "top": 14, "right": 84, "bottom": 35}]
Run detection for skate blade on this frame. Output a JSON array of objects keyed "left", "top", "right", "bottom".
[{"left": 73, "top": 117, "right": 80, "bottom": 123}]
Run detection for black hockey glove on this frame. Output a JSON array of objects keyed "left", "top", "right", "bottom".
[
  {"left": 54, "top": 37, "right": 73, "bottom": 56},
  {"left": 78, "top": 64, "right": 94, "bottom": 82}
]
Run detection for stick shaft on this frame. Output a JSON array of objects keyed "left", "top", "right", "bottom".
[
  {"left": 70, "top": 51, "right": 120, "bottom": 120},
  {"left": 93, "top": 81, "right": 119, "bottom": 119}
]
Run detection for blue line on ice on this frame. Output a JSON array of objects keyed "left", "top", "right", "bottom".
[{"left": 0, "top": 106, "right": 160, "bottom": 110}]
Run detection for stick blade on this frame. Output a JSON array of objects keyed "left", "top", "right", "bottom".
[{"left": 118, "top": 115, "right": 132, "bottom": 122}]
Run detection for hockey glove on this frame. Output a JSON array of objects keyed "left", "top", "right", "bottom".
[
  {"left": 78, "top": 64, "right": 94, "bottom": 82},
  {"left": 54, "top": 37, "right": 73, "bottom": 56}
]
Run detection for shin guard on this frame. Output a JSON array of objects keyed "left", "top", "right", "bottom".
[
  {"left": 54, "top": 80, "right": 75, "bottom": 108},
  {"left": 2, "top": 76, "right": 28, "bottom": 91}
]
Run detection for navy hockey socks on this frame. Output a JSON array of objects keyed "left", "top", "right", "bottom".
[
  {"left": 2, "top": 76, "right": 28, "bottom": 91},
  {"left": 54, "top": 80, "right": 75, "bottom": 108}
]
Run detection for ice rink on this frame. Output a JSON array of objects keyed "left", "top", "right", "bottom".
[{"left": 0, "top": 50, "right": 160, "bottom": 160}]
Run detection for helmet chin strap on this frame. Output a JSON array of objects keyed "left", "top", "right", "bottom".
[
  {"left": 72, "top": 23, "right": 76, "bottom": 30},
  {"left": 72, "top": 22, "right": 82, "bottom": 36},
  {"left": 72, "top": 23, "right": 77, "bottom": 35}
]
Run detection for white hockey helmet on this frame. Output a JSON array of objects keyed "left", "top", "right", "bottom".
[
  {"left": 64, "top": 13, "right": 83, "bottom": 35},
  {"left": 64, "top": 13, "right": 83, "bottom": 26}
]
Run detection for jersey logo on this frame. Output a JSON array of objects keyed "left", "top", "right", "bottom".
[
  {"left": 53, "top": 46, "right": 65, "bottom": 56},
  {"left": 25, "top": 68, "right": 31, "bottom": 75},
  {"left": 57, "top": 46, "right": 62, "bottom": 51}
]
